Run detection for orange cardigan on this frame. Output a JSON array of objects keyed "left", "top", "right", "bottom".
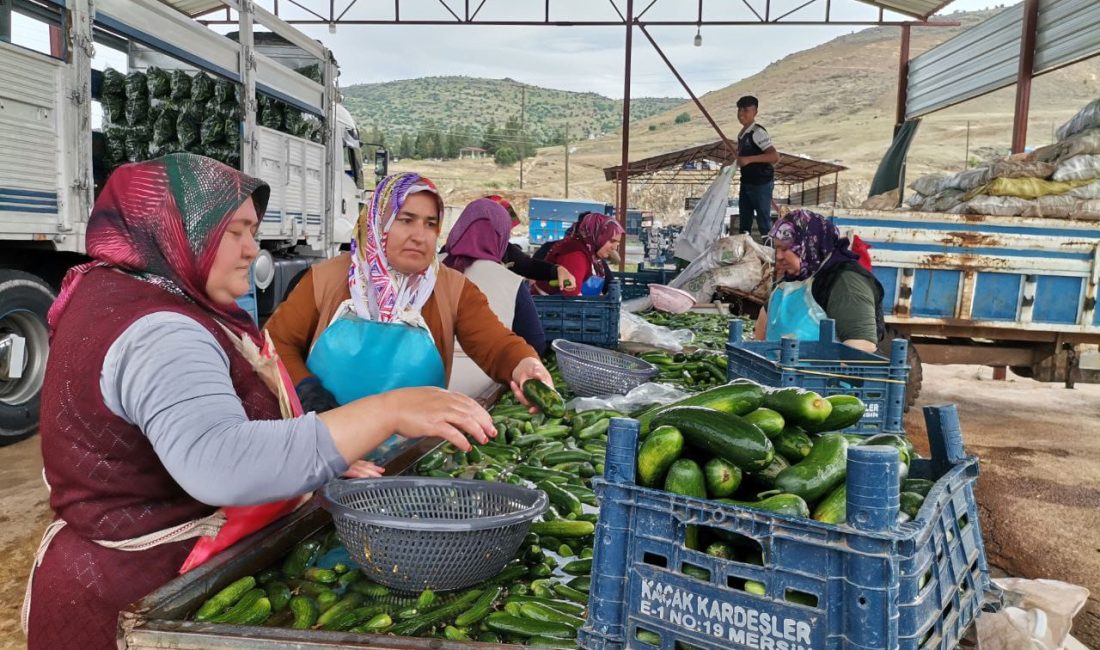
[{"left": 264, "top": 253, "right": 537, "bottom": 387}]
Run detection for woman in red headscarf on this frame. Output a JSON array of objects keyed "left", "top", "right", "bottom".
[
  {"left": 535, "top": 211, "right": 624, "bottom": 296},
  {"left": 24, "top": 155, "right": 495, "bottom": 649}
]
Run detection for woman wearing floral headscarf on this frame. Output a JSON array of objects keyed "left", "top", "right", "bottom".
[
  {"left": 25, "top": 156, "right": 494, "bottom": 649},
  {"left": 265, "top": 172, "right": 552, "bottom": 419},
  {"left": 535, "top": 211, "right": 624, "bottom": 297},
  {"left": 755, "top": 209, "right": 884, "bottom": 351}
]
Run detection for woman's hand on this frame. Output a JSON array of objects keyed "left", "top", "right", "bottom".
[
  {"left": 383, "top": 387, "right": 496, "bottom": 452},
  {"left": 341, "top": 460, "right": 385, "bottom": 479},
  {"left": 555, "top": 265, "right": 576, "bottom": 292},
  {"left": 509, "top": 357, "right": 555, "bottom": 412}
]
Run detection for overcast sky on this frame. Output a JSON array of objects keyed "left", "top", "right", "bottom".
[{"left": 287, "top": 0, "right": 1013, "bottom": 97}]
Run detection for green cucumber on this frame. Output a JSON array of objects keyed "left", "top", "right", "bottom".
[
  {"left": 388, "top": 588, "right": 484, "bottom": 636},
  {"left": 902, "top": 478, "right": 935, "bottom": 496},
  {"left": 665, "top": 459, "right": 706, "bottom": 550},
  {"left": 744, "top": 408, "right": 786, "bottom": 438},
  {"left": 486, "top": 612, "right": 575, "bottom": 638},
  {"left": 637, "top": 381, "right": 766, "bottom": 433},
  {"left": 194, "top": 575, "right": 256, "bottom": 621},
  {"left": 704, "top": 541, "right": 738, "bottom": 560},
  {"left": 774, "top": 426, "right": 814, "bottom": 463},
  {"left": 900, "top": 491, "right": 925, "bottom": 519},
  {"left": 704, "top": 458, "right": 742, "bottom": 498},
  {"left": 860, "top": 434, "right": 912, "bottom": 464},
  {"left": 443, "top": 625, "right": 471, "bottom": 641},
  {"left": 526, "top": 635, "right": 577, "bottom": 647},
  {"left": 454, "top": 585, "right": 503, "bottom": 627},
  {"left": 523, "top": 379, "right": 566, "bottom": 418},
  {"left": 552, "top": 582, "right": 589, "bottom": 604},
  {"left": 302, "top": 567, "right": 337, "bottom": 584},
  {"left": 567, "top": 576, "right": 591, "bottom": 593},
  {"left": 541, "top": 449, "right": 592, "bottom": 465},
  {"left": 805, "top": 395, "right": 866, "bottom": 433},
  {"left": 763, "top": 388, "right": 832, "bottom": 428},
  {"left": 636, "top": 425, "right": 683, "bottom": 487},
  {"left": 562, "top": 558, "right": 591, "bottom": 575},
  {"left": 503, "top": 595, "right": 585, "bottom": 617},
  {"left": 281, "top": 540, "right": 320, "bottom": 579},
  {"left": 716, "top": 493, "right": 811, "bottom": 518},
  {"left": 775, "top": 433, "right": 849, "bottom": 504},
  {"left": 529, "top": 520, "right": 595, "bottom": 538},
  {"left": 749, "top": 453, "right": 790, "bottom": 489},
  {"left": 517, "top": 602, "right": 584, "bottom": 629},
  {"left": 812, "top": 484, "right": 846, "bottom": 524},
  {"left": 651, "top": 406, "right": 774, "bottom": 472},
  {"left": 208, "top": 588, "right": 267, "bottom": 624},
  {"left": 315, "top": 592, "right": 364, "bottom": 628},
  {"left": 266, "top": 582, "right": 292, "bottom": 613}
]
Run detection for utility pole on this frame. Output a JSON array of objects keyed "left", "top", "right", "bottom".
[
  {"left": 564, "top": 124, "right": 570, "bottom": 198},
  {"left": 519, "top": 85, "right": 526, "bottom": 189}
]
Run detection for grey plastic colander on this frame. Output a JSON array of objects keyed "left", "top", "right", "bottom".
[
  {"left": 552, "top": 338, "right": 659, "bottom": 397},
  {"left": 322, "top": 477, "right": 547, "bottom": 593}
]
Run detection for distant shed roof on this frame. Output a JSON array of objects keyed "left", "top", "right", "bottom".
[{"left": 603, "top": 140, "right": 847, "bottom": 184}]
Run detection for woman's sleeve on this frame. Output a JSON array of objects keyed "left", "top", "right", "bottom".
[
  {"left": 101, "top": 313, "right": 347, "bottom": 506},
  {"left": 556, "top": 251, "right": 590, "bottom": 297},
  {"left": 511, "top": 285, "right": 546, "bottom": 355},
  {"left": 263, "top": 269, "right": 321, "bottom": 385},
  {"left": 505, "top": 243, "right": 558, "bottom": 282},
  {"left": 454, "top": 279, "right": 538, "bottom": 383},
  {"left": 825, "top": 272, "right": 879, "bottom": 344}
]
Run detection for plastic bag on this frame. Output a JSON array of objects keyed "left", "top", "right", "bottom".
[
  {"left": 975, "top": 578, "right": 1089, "bottom": 650},
  {"left": 176, "top": 103, "right": 203, "bottom": 148},
  {"left": 972, "top": 176, "right": 1094, "bottom": 200},
  {"left": 922, "top": 188, "right": 966, "bottom": 212},
  {"left": 946, "top": 167, "right": 992, "bottom": 191},
  {"left": 910, "top": 173, "right": 950, "bottom": 196},
  {"left": 1021, "top": 194, "right": 1077, "bottom": 218},
  {"left": 566, "top": 382, "right": 689, "bottom": 413},
  {"left": 966, "top": 195, "right": 1034, "bottom": 216},
  {"left": 169, "top": 70, "right": 192, "bottom": 103},
  {"left": 906, "top": 192, "right": 927, "bottom": 210},
  {"left": 989, "top": 159, "right": 1055, "bottom": 180},
  {"left": 200, "top": 112, "right": 226, "bottom": 145},
  {"left": 146, "top": 67, "right": 171, "bottom": 100},
  {"left": 1055, "top": 97, "right": 1100, "bottom": 141},
  {"left": 860, "top": 190, "right": 899, "bottom": 210},
  {"left": 190, "top": 72, "right": 215, "bottom": 103},
  {"left": 153, "top": 106, "right": 178, "bottom": 146},
  {"left": 1052, "top": 154, "right": 1100, "bottom": 183},
  {"left": 671, "top": 234, "right": 772, "bottom": 301},
  {"left": 1068, "top": 179, "right": 1100, "bottom": 199},
  {"left": 619, "top": 310, "right": 693, "bottom": 352}
]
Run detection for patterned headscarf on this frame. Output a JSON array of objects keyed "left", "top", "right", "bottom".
[
  {"left": 768, "top": 209, "right": 860, "bottom": 281},
  {"left": 48, "top": 154, "right": 269, "bottom": 342},
  {"left": 349, "top": 172, "right": 444, "bottom": 324},
  {"left": 443, "top": 198, "right": 512, "bottom": 273},
  {"left": 571, "top": 212, "right": 625, "bottom": 272}
]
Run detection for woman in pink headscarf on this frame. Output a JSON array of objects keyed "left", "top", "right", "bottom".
[
  {"left": 443, "top": 198, "right": 546, "bottom": 397},
  {"left": 535, "top": 211, "right": 624, "bottom": 297}
]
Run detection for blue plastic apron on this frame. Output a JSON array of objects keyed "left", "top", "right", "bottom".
[
  {"left": 306, "top": 309, "right": 446, "bottom": 463},
  {"left": 766, "top": 278, "right": 827, "bottom": 342}
]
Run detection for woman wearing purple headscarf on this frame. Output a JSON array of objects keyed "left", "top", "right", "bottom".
[
  {"left": 443, "top": 198, "right": 546, "bottom": 397},
  {"left": 755, "top": 209, "right": 884, "bottom": 351}
]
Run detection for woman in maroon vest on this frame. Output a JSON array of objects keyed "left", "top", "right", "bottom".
[{"left": 24, "top": 154, "right": 495, "bottom": 649}]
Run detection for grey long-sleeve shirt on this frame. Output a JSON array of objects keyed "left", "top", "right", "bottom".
[{"left": 100, "top": 312, "right": 347, "bottom": 507}]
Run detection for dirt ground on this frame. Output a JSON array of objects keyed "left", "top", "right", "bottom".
[{"left": 0, "top": 365, "right": 1096, "bottom": 649}]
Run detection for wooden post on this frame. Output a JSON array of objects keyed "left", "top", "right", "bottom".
[{"left": 1011, "top": 0, "right": 1040, "bottom": 154}]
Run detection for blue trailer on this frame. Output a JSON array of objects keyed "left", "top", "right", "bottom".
[
  {"left": 832, "top": 208, "right": 1100, "bottom": 387},
  {"left": 527, "top": 197, "right": 612, "bottom": 244}
]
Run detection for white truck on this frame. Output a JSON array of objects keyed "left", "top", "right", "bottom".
[{"left": 0, "top": 0, "right": 368, "bottom": 444}]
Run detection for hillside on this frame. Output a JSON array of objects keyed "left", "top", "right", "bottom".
[
  {"left": 389, "top": 7, "right": 1100, "bottom": 217},
  {"left": 342, "top": 76, "right": 683, "bottom": 144}
]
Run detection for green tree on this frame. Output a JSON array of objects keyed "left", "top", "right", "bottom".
[
  {"left": 444, "top": 129, "right": 462, "bottom": 159},
  {"left": 482, "top": 120, "right": 500, "bottom": 154},
  {"left": 494, "top": 146, "right": 518, "bottom": 166},
  {"left": 398, "top": 132, "right": 414, "bottom": 159},
  {"left": 674, "top": 112, "right": 691, "bottom": 124}
]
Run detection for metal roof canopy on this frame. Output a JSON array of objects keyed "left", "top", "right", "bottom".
[
  {"left": 903, "top": 0, "right": 1100, "bottom": 151},
  {"left": 187, "top": 0, "right": 959, "bottom": 25},
  {"left": 603, "top": 140, "right": 847, "bottom": 184}
]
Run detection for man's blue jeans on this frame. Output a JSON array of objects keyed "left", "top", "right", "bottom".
[{"left": 739, "top": 180, "right": 774, "bottom": 236}]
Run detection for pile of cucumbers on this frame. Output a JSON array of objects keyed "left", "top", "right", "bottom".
[
  {"left": 637, "top": 311, "right": 752, "bottom": 351},
  {"left": 633, "top": 379, "right": 931, "bottom": 529},
  {"left": 636, "top": 350, "right": 729, "bottom": 389}
]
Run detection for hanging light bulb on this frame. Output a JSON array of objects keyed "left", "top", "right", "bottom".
[
  {"left": 694, "top": 27, "right": 702, "bottom": 47},
  {"left": 328, "top": 22, "right": 337, "bottom": 34}
]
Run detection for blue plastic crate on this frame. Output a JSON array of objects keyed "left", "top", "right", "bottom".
[
  {"left": 579, "top": 406, "right": 997, "bottom": 650},
  {"left": 534, "top": 281, "right": 622, "bottom": 349},
  {"left": 726, "top": 319, "right": 908, "bottom": 435},
  {"left": 618, "top": 265, "right": 675, "bottom": 301}
]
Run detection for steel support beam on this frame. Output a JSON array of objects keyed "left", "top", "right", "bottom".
[
  {"left": 0, "top": 0, "right": 11, "bottom": 42},
  {"left": 1011, "top": 0, "right": 1039, "bottom": 154},
  {"left": 895, "top": 24, "right": 910, "bottom": 127},
  {"left": 616, "top": 0, "right": 633, "bottom": 272},
  {"left": 638, "top": 24, "right": 736, "bottom": 157}
]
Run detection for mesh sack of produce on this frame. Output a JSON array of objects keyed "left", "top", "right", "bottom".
[
  {"left": 152, "top": 106, "right": 179, "bottom": 146},
  {"left": 966, "top": 195, "right": 1033, "bottom": 216},
  {"left": 176, "top": 103, "right": 203, "bottom": 148},
  {"left": 125, "top": 71, "right": 148, "bottom": 103},
  {"left": 860, "top": 190, "right": 899, "bottom": 210},
  {"left": 945, "top": 166, "right": 992, "bottom": 192},
  {"left": 909, "top": 173, "right": 950, "bottom": 196},
  {"left": 990, "top": 159, "right": 1056, "bottom": 180},
  {"left": 260, "top": 97, "right": 284, "bottom": 129},
  {"left": 975, "top": 176, "right": 1094, "bottom": 200},
  {"left": 169, "top": 69, "right": 192, "bottom": 103},
  {"left": 124, "top": 125, "right": 151, "bottom": 162},
  {"left": 213, "top": 77, "right": 237, "bottom": 105},
  {"left": 124, "top": 94, "right": 149, "bottom": 126},
  {"left": 296, "top": 64, "right": 322, "bottom": 83},
  {"left": 302, "top": 115, "right": 322, "bottom": 142},
  {"left": 100, "top": 68, "right": 127, "bottom": 122},
  {"left": 922, "top": 188, "right": 966, "bottom": 212},
  {"left": 1068, "top": 179, "right": 1100, "bottom": 200},
  {"left": 146, "top": 67, "right": 172, "bottom": 100},
  {"left": 103, "top": 125, "right": 128, "bottom": 167},
  {"left": 1055, "top": 97, "right": 1100, "bottom": 141},
  {"left": 906, "top": 192, "right": 927, "bottom": 210},
  {"left": 1021, "top": 194, "right": 1077, "bottom": 218},
  {"left": 1052, "top": 154, "right": 1100, "bottom": 183},
  {"left": 1054, "top": 128, "right": 1100, "bottom": 163},
  {"left": 224, "top": 116, "right": 240, "bottom": 149},
  {"left": 191, "top": 72, "right": 215, "bottom": 103},
  {"left": 205, "top": 144, "right": 240, "bottom": 168},
  {"left": 200, "top": 112, "right": 227, "bottom": 145},
  {"left": 283, "top": 108, "right": 305, "bottom": 135}
]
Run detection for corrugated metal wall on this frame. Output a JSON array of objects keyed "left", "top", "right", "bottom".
[{"left": 905, "top": 0, "right": 1100, "bottom": 120}]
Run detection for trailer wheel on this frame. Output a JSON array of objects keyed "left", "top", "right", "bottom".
[
  {"left": 880, "top": 328, "right": 922, "bottom": 411},
  {"left": 0, "top": 270, "right": 54, "bottom": 446}
]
